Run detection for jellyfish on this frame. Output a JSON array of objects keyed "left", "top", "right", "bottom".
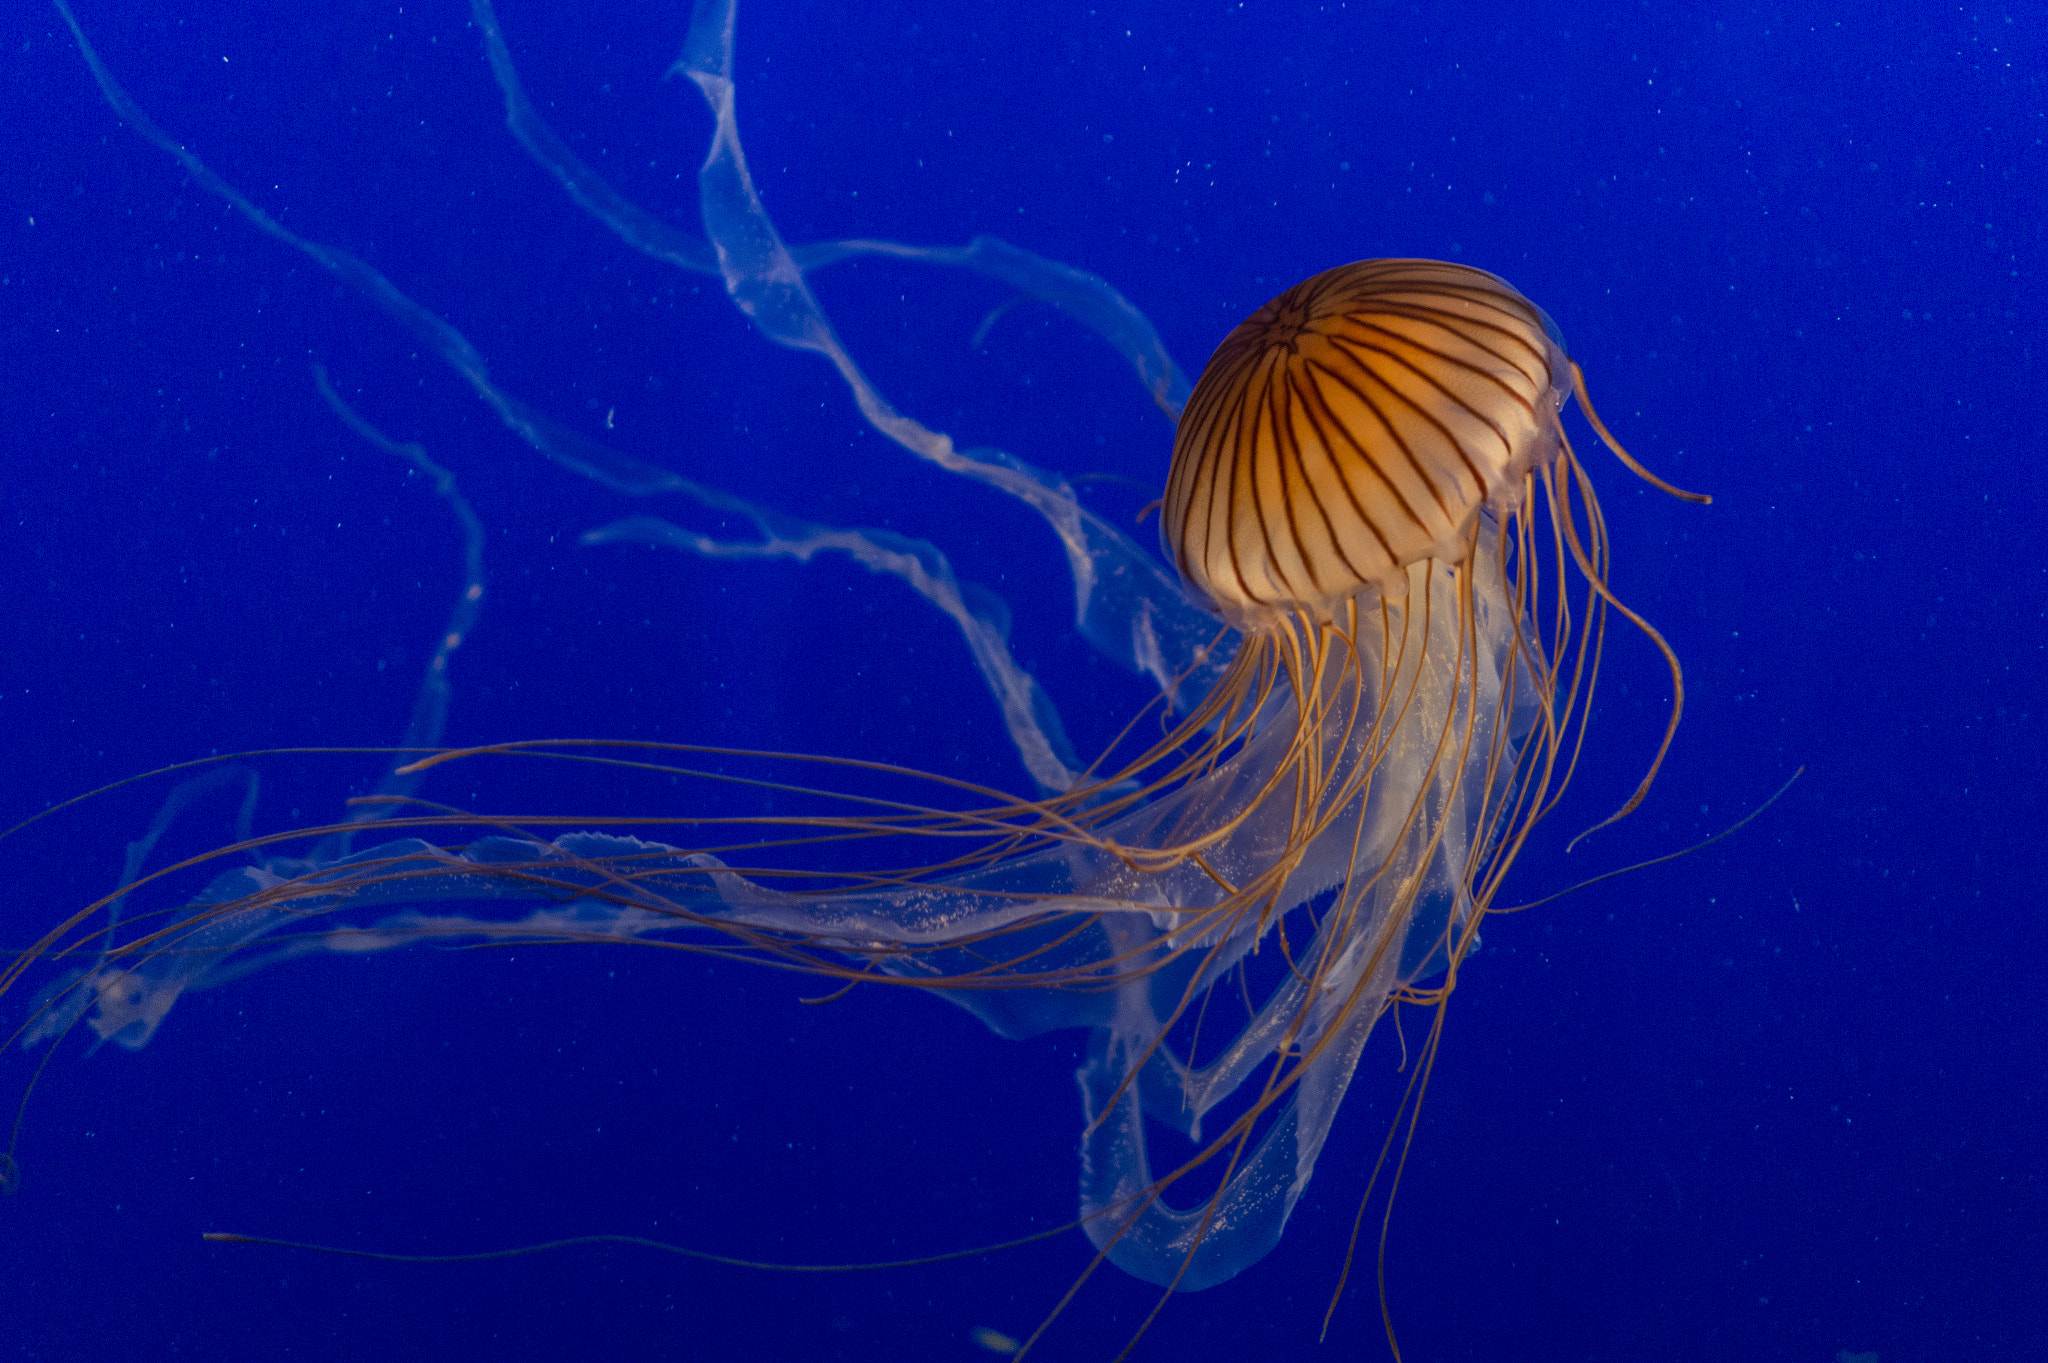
[{"left": 12, "top": 0, "right": 1700, "bottom": 1333}]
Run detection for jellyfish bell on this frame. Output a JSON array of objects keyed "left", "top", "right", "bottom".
[{"left": 1164, "top": 258, "right": 1572, "bottom": 627}]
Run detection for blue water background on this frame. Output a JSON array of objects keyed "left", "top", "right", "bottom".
[{"left": 3, "top": 1, "right": 2041, "bottom": 1359}]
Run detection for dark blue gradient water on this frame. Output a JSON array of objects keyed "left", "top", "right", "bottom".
[{"left": 4, "top": 2, "right": 2040, "bottom": 1359}]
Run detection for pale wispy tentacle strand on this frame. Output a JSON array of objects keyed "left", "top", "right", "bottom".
[
  {"left": 308, "top": 367, "right": 490, "bottom": 858},
  {"left": 668, "top": 0, "right": 1224, "bottom": 701},
  {"left": 468, "top": 2, "right": 1191, "bottom": 418},
  {"left": 468, "top": 0, "right": 1189, "bottom": 417},
  {"left": 586, "top": 512, "right": 1083, "bottom": 794},
  {"left": 49, "top": 0, "right": 687, "bottom": 499},
  {"left": 49, "top": 0, "right": 1081, "bottom": 788}
]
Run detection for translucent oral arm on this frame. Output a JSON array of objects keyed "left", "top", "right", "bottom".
[
  {"left": 468, "top": 0, "right": 1226, "bottom": 698},
  {"left": 673, "top": 0, "right": 1222, "bottom": 700}
]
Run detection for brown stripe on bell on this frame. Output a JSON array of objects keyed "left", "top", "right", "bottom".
[{"left": 1163, "top": 259, "right": 1572, "bottom": 629}]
